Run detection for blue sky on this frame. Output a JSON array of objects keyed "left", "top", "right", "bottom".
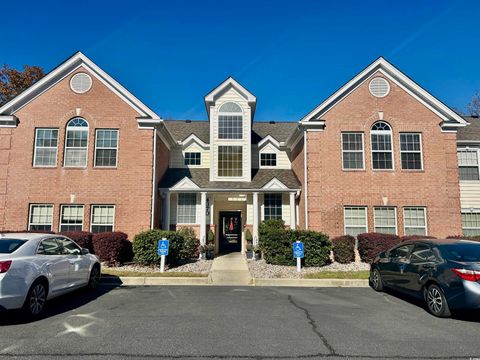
[{"left": 1, "top": 0, "right": 479, "bottom": 120}]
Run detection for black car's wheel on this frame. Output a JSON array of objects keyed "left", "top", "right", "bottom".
[
  {"left": 87, "top": 264, "right": 101, "bottom": 290},
  {"left": 371, "top": 268, "right": 384, "bottom": 292},
  {"left": 426, "top": 284, "right": 451, "bottom": 318},
  {"left": 23, "top": 280, "right": 47, "bottom": 318}
]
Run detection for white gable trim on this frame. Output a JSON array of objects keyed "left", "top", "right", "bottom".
[
  {"left": 299, "top": 57, "right": 467, "bottom": 128},
  {"left": 170, "top": 177, "right": 200, "bottom": 190},
  {"left": 262, "top": 177, "right": 288, "bottom": 190},
  {"left": 0, "top": 52, "right": 161, "bottom": 122},
  {"left": 204, "top": 76, "right": 256, "bottom": 104},
  {"left": 257, "top": 135, "right": 281, "bottom": 148},
  {"left": 180, "top": 134, "right": 210, "bottom": 148}
]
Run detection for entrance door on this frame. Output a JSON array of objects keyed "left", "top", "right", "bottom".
[{"left": 219, "top": 211, "right": 242, "bottom": 253}]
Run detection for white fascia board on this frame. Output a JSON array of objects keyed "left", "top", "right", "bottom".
[
  {"left": 181, "top": 134, "right": 209, "bottom": 148},
  {"left": 170, "top": 177, "right": 200, "bottom": 190},
  {"left": 262, "top": 177, "right": 288, "bottom": 190},
  {"left": 204, "top": 76, "right": 256, "bottom": 111},
  {"left": 162, "top": 187, "right": 301, "bottom": 192},
  {"left": 257, "top": 135, "right": 281, "bottom": 148}
]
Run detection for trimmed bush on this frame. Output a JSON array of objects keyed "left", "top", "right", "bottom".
[
  {"left": 447, "top": 235, "right": 480, "bottom": 242},
  {"left": 92, "top": 232, "right": 133, "bottom": 266},
  {"left": 177, "top": 227, "right": 200, "bottom": 260},
  {"left": 259, "top": 221, "right": 331, "bottom": 266},
  {"left": 59, "top": 231, "right": 94, "bottom": 253},
  {"left": 357, "top": 232, "right": 401, "bottom": 263},
  {"left": 400, "top": 235, "right": 436, "bottom": 242},
  {"left": 133, "top": 229, "right": 185, "bottom": 266},
  {"left": 332, "top": 235, "right": 355, "bottom": 264}
]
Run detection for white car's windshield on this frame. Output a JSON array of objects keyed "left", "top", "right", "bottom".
[{"left": 0, "top": 239, "right": 27, "bottom": 253}]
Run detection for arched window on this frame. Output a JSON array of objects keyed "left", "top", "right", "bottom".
[
  {"left": 371, "top": 121, "right": 393, "bottom": 170},
  {"left": 64, "top": 117, "right": 89, "bottom": 167},
  {"left": 218, "top": 102, "right": 242, "bottom": 139}
]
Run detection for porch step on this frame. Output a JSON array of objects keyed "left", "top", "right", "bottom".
[{"left": 209, "top": 253, "right": 252, "bottom": 286}]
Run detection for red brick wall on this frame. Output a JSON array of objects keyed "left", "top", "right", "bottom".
[
  {"left": 305, "top": 72, "right": 462, "bottom": 238},
  {"left": 1, "top": 67, "right": 160, "bottom": 238}
]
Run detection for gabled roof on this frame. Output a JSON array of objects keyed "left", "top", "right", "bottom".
[
  {"left": 458, "top": 116, "right": 480, "bottom": 142},
  {"left": 300, "top": 57, "right": 467, "bottom": 130},
  {"left": 0, "top": 51, "right": 161, "bottom": 122},
  {"left": 204, "top": 76, "right": 256, "bottom": 117}
]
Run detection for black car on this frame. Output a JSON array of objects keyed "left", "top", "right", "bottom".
[{"left": 370, "top": 238, "right": 480, "bottom": 317}]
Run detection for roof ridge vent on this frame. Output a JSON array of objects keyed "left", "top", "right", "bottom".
[
  {"left": 185, "top": 120, "right": 192, "bottom": 123},
  {"left": 269, "top": 121, "right": 276, "bottom": 124}
]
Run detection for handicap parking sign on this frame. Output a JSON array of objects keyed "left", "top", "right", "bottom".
[
  {"left": 293, "top": 241, "right": 304, "bottom": 258},
  {"left": 158, "top": 239, "right": 169, "bottom": 256}
]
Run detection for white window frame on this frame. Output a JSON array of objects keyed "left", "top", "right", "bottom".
[
  {"left": 461, "top": 209, "right": 480, "bottom": 236},
  {"left": 218, "top": 102, "right": 243, "bottom": 140},
  {"left": 94, "top": 129, "right": 119, "bottom": 168},
  {"left": 177, "top": 193, "right": 197, "bottom": 224},
  {"left": 341, "top": 132, "right": 365, "bottom": 171},
  {"left": 59, "top": 205, "right": 84, "bottom": 232},
  {"left": 343, "top": 206, "right": 368, "bottom": 236},
  {"left": 373, "top": 206, "right": 398, "bottom": 235},
  {"left": 217, "top": 145, "right": 243, "bottom": 178},
  {"left": 33, "top": 128, "right": 59, "bottom": 168},
  {"left": 403, "top": 207, "right": 428, "bottom": 236},
  {"left": 260, "top": 152, "right": 277, "bottom": 168},
  {"left": 90, "top": 205, "right": 115, "bottom": 232},
  {"left": 458, "top": 147, "right": 480, "bottom": 181},
  {"left": 371, "top": 121, "right": 394, "bottom": 171},
  {"left": 263, "top": 193, "right": 283, "bottom": 220},
  {"left": 184, "top": 152, "right": 202, "bottom": 166},
  {"left": 28, "top": 204, "right": 54, "bottom": 231},
  {"left": 400, "top": 133, "right": 423, "bottom": 171},
  {"left": 64, "top": 117, "right": 89, "bottom": 168}
]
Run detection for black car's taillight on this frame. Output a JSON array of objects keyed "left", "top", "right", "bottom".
[
  {"left": 452, "top": 268, "right": 480, "bottom": 282},
  {"left": 0, "top": 260, "right": 12, "bottom": 273}
]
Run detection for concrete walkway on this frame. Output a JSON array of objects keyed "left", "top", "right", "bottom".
[{"left": 209, "top": 252, "right": 252, "bottom": 285}]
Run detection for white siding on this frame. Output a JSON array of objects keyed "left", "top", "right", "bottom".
[
  {"left": 460, "top": 182, "right": 480, "bottom": 208},
  {"left": 170, "top": 143, "right": 210, "bottom": 169},
  {"left": 252, "top": 143, "right": 291, "bottom": 169},
  {"left": 259, "top": 193, "right": 291, "bottom": 226}
]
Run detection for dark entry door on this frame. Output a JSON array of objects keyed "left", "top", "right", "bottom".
[{"left": 219, "top": 211, "right": 242, "bottom": 253}]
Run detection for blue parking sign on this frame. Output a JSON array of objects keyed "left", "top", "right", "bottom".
[
  {"left": 158, "top": 239, "right": 169, "bottom": 256},
  {"left": 293, "top": 241, "right": 304, "bottom": 258}
]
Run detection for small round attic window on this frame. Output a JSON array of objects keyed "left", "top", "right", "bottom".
[
  {"left": 70, "top": 73, "right": 92, "bottom": 94},
  {"left": 369, "top": 77, "right": 390, "bottom": 98}
]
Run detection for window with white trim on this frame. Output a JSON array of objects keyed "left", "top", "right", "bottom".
[
  {"left": 218, "top": 146, "right": 243, "bottom": 177},
  {"left": 400, "top": 133, "right": 422, "bottom": 170},
  {"left": 403, "top": 207, "right": 427, "bottom": 235},
  {"left": 29, "top": 204, "right": 53, "bottom": 231},
  {"left": 342, "top": 133, "right": 364, "bottom": 169},
  {"left": 458, "top": 149, "right": 480, "bottom": 181},
  {"left": 95, "top": 129, "right": 118, "bottom": 167},
  {"left": 344, "top": 206, "right": 367, "bottom": 236},
  {"left": 177, "top": 193, "right": 197, "bottom": 224},
  {"left": 260, "top": 153, "right": 277, "bottom": 167},
  {"left": 60, "top": 205, "right": 84, "bottom": 232},
  {"left": 371, "top": 121, "right": 393, "bottom": 170},
  {"left": 184, "top": 152, "right": 201, "bottom": 166},
  {"left": 264, "top": 193, "right": 282, "bottom": 220},
  {"left": 218, "top": 102, "right": 243, "bottom": 140},
  {"left": 64, "top": 117, "right": 89, "bottom": 167},
  {"left": 374, "top": 207, "right": 397, "bottom": 234},
  {"left": 461, "top": 211, "right": 480, "bottom": 237},
  {"left": 34, "top": 128, "right": 58, "bottom": 167},
  {"left": 90, "top": 205, "right": 115, "bottom": 233}
]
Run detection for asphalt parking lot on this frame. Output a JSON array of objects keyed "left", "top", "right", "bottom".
[{"left": 0, "top": 285, "right": 479, "bottom": 359}]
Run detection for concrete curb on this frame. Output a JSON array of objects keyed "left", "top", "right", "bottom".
[
  {"left": 252, "top": 278, "right": 369, "bottom": 287},
  {"left": 101, "top": 276, "right": 210, "bottom": 286}
]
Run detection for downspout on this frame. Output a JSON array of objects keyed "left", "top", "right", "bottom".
[
  {"left": 303, "top": 130, "right": 308, "bottom": 229},
  {"left": 150, "top": 127, "right": 157, "bottom": 229}
]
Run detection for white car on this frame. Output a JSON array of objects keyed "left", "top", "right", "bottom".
[{"left": 0, "top": 233, "right": 101, "bottom": 317}]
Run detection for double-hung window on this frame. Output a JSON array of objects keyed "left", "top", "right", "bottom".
[
  {"left": 29, "top": 204, "right": 53, "bottom": 231},
  {"left": 33, "top": 128, "right": 58, "bottom": 167},
  {"left": 458, "top": 148, "right": 480, "bottom": 181},
  {"left": 260, "top": 153, "right": 277, "bottom": 167},
  {"left": 400, "top": 133, "right": 423, "bottom": 170},
  {"left": 95, "top": 129, "right": 118, "bottom": 167},
  {"left": 218, "top": 102, "right": 243, "bottom": 139},
  {"left": 60, "top": 205, "right": 84, "bottom": 232},
  {"left": 342, "top": 133, "right": 364, "bottom": 169},
  {"left": 90, "top": 205, "right": 115, "bottom": 233},
  {"left": 461, "top": 211, "right": 480, "bottom": 236},
  {"left": 264, "top": 193, "right": 282, "bottom": 220},
  {"left": 218, "top": 146, "right": 243, "bottom": 177},
  {"left": 184, "top": 152, "right": 201, "bottom": 166},
  {"left": 344, "top": 206, "right": 368, "bottom": 236},
  {"left": 374, "top": 207, "right": 397, "bottom": 234},
  {"left": 371, "top": 122, "right": 393, "bottom": 170},
  {"left": 403, "top": 207, "right": 427, "bottom": 235},
  {"left": 177, "top": 193, "right": 197, "bottom": 224},
  {"left": 64, "top": 117, "right": 89, "bottom": 167}
]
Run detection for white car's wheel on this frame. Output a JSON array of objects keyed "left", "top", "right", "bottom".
[
  {"left": 23, "top": 280, "right": 47, "bottom": 317},
  {"left": 87, "top": 265, "right": 101, "bottom": 290}
]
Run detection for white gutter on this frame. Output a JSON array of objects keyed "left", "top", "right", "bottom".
[
  {"left": 303, "top": 130, "right": 309, "bottom": 229},
  {"left": 150, "top": 128, "right": 157, "bottom": 229}
]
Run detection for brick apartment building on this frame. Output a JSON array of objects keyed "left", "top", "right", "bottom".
[{"left": 0, "top": 52, "right": 473, "bottom": 251}]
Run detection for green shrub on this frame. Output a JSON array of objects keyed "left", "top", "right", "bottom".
[
  {"left": 294, "top": 230, "right": 331, "bottom": 267},
  {"left": 133, "top": 229, "right": 185, "bottom": 266},
  {"left": 245, "top": 228, "right": 252, "bottom": 242},
  {"left": 177, "top": 227, "right": 200, "bottom": 259},
  {"left": 332, "top": 235, "right": 355, "bottom": 264},
  {"left": 207, "top": 228, "right": 215, "bottom": 243}
]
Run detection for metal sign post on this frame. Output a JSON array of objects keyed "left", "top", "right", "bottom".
[
  {"left": 293, "top": 241, "right": 304, "bottom": 272},
  {"left": 157, "top": 238, "right": 169, "bottom": 273}
]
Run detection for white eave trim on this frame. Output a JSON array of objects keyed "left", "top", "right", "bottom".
[
  {"left": 0, "top": 115, "right": 18, "bottom": 128},
  {"left": 160, "top": 187, "right": 302, "bottom": 193},
  {"left": 180, "top": 134, "right": 210, "bottom": 148},
  {"left": 204, "top": 76, "right": 256, "bottom": 105},
  {"left": 257, "top": 135, "right": 281, "bottom": 148}
]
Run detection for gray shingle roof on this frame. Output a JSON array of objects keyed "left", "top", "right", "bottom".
[
  {"left": 458, "top": 116, "right": 480, "bottom": 142},
  {"left": 164, "top": 120, "right": 298, "bottom": 144},
  {"left": 158, "top": 168, "right": 301, "bottom": 190}
]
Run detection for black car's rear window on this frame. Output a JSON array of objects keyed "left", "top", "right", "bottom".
[
  {"left": 0, "top": 239, "right": 27, "bottom": 254},
  {"left": 440, "top": 243, "right": 480, "bottom": 262}
]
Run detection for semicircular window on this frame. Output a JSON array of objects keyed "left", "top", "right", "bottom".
[
  {"left": 371, "top": 121, "right": 393, "bottom": 170},
  {"left": 64, "top": 117, "right": 89, "bottom": 167},
  {"left": 219, "top": 102, "right": 242, "bottom": 113}
]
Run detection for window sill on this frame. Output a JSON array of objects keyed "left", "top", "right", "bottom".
[
  {"left": 342, "top": 169, "right": 366, "bottom": 172},
  {"left": 63, "top": 167, "right": 88, "bottom": 170},
  {"left": 93, "top": 166, "right": 118, "bottom": 170},
  {"left": 400, "top": 169, "right": 425, "bottom": 173},
  {"left": 372, "top": 169, "right": 395, "bottom": 172},
  {"left": 32, "top": 166, "right": 58, "bottom": 169}
]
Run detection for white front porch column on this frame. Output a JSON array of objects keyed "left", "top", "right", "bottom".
[
  {"left": 163, "top": 192, "right": 171, "bottom": 230},
  {"left": 253, "top": 192, "right": 259, "bottom": 246},
  {"left": 200, "top": 192, "right": 207, "bottom": 246},
  {"left": 290, "top": 192, "right": 296, "bottom": 230}
]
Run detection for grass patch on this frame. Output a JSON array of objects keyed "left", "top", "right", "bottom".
[
  {"left": 102, "top": 269, "right": 207, "bottom": 278},
  {"left": 304, "top": 270, "right": 369, "bottom": 279}
]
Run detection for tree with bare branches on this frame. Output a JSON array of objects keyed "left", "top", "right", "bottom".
[
  {"left": 0, "top": 64, "right": 44, "bottom": 106},
  {"left": 467, "top": 91, "right": 480, "bottom": 117}
]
